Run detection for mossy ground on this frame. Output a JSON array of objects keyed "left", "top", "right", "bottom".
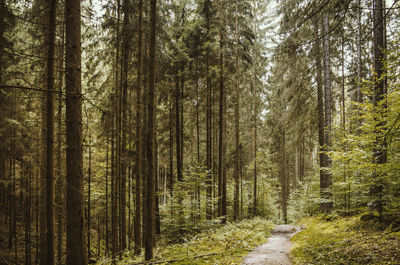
[
  {"left": 97, "top": 218, "right": 273, "bottom": 265},
  {"left": 291, "top": 214, "right": 400, "bottom": 265}
]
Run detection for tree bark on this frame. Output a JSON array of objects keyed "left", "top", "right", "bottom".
[
  {"left": 105, "top": 136, "right": 109, "bottom": 256},
  {"left": 356, "top": 0, "right": 362, "bottom": 103},
  {"left": 87, "top": 134, "right": 92, "bottom": 259},
  {"left": 65, "top": 0, "right": 87, "bottom": 262},
  {"left": 205, "top": 0, "right": 212, "bottom": 221},
  {"left": 217, "top": 30, "right": 224, "bottom": 220},
  {"left": 371, "top": 0, "right": 386, "bottom": 221},
  {"left": 134, "top": 0, "right": 143, "bottom": 255},
  {"left": 56, "top": 18, "right": 65, "bottom": 265},
  {"left": 233, "top": 0, "right": 240, "bottom": 221},
  {"left": 313, "top": 17, "right": 326, "bottom": 214},
  {"left": 144, "top": 0, "right": 157, "bottom": 259},
  {"left": 42, "top": 0, "right": 57, "bottom": 263},
  {"left": 175, "top": 65, "right": 182, "bottom": 182},
  {"left": 280, "top": 124, "right": 288, "bottom": 224},
  {"left": 321, "top": 14, "right": 333, "bottom": 213}
]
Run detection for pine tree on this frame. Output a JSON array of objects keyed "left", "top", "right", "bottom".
[{"left": 65, "top": 0, "right": 87, "bottom": 263}]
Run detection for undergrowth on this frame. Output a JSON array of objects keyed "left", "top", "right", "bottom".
[
  {"left": 291, "top": 214, "right": 400, "bottom": 265},
  {"left": 97, "top": 217, "right": 273, "bottom": 265}
]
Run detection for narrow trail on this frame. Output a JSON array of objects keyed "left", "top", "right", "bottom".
[{"left": 241, "top": 225, "right": 301, "bottom": 265}]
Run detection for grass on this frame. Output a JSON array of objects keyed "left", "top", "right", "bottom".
[
  {"left": 290, "top": 214, "right": 400, "bottom": 265},
  {"left": 97, "top": 218, "right": 273, "bottom": 265}
]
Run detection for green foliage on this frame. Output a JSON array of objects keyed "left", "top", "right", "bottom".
[
  {"left": 287, "top": 173, "right": 319, "bottom": 221},
  {"left": 329, "top": 39, "right": 400, "bottom": 214},
  {"left": 159, "top": 165, "right": 215, "bottom": 242},
  {"left": 97, "top": 218, "right": 273, "bottom": 265},
  {"left": 291, "top": 215, "right": 400, "bottom": 265}
]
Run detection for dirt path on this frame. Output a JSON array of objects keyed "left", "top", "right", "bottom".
[{"left": 241, "top": 225, "right": 301, "bottom": 265}]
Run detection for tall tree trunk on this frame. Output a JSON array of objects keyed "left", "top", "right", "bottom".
[
  {"left": 313, "top": 17, "right": 326, "bottom": 214},
  {"left": 65, "top": 0, "right": 87, "bottom": 262},
  {"left": 356, "top": 0, "right": 362, "bottom": 103},
  {"left": 105, "top": 136, "right": 109, "bottom": 256},
  {"left": 205, "top": 0, "right": 212, "bottom": 221},
  {"left": 280, "top": 124, "right": 288, "bottom": 224},
  {"left": 180, "top": 64, "right": 184, "bottom": 179},
  {"left": 113, "top": 0, "right": 121, "bottom": 259},
  {"left": 56, "top": 19, "right": 64, "bottom": 265},
  {"left": 155, "top": 124, "right": 161, "bottom": 236},
  {"left": 42, "top": 0, "right": 57, "bottom": 263},
  {"left": 371, "top": 0, "right": 386, "bottom": 221},
  {"left": 196, "top": 62, "right": 200, "bottom": 164},
  {"left": 175, "top": 65, "right": 182, "bottom": 182},
  {"left": 111, "top": 125, "right": 117, "bottom": 261},
  {"left": 169, "top": 93, "right": 174, "bottom": 195},
  {"left": 252, "top": 54, "right": 258, "bottom": 217},
  {"left": 134, "top": 0, "right": 143, "bottom": 255},
  {"left": 222, "top": 72, "right": 227, "bottom": 224},
  {"left": 253, "top": 106, "right": 257, "bottom": 217},
  {"left": 144, "top": 0, "right": 156, "bottom": 259},
  {"left": 233, "top": 0, "right": 240, "bottom": 221},
  {"left": 217, "top": 30, "right": 224, "bottom": 220},
  {"left": 321, "top": 14, "right": 333, "bottom": 213},
  {"left": 341, "top": 35, "right": 346, "bottom": 132},
  {"left": 36, "top": 142, "right": 40, "bottom": 264},
  {"left": 120, "top": 0, "right": 132, "bottom": 251},
  {"left": 25, "top": 166, "right": 32, "bottom": 265},
  {"left": 87, "top": 134, "right": 92, "bottom": 260}
]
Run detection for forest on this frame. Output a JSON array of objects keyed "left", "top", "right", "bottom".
[{"left": 0, "top": 0, "right": 400, "bottom": 264}]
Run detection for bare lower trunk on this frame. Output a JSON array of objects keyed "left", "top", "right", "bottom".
[
  {"left": 233, "top": 0, "right": 240, "bottom": 221},
  {"left": 144, "top": 0, "right": 156, "bottom": 259},
  {"left": 321, "top": 14, "right": 333, "bottom": 213},
  {"left": 371, "top": 0, "right": 386, "bottom": 221},
  {"left": 134, "top": 0, "right": 143, "bottom": 255},
  {"left": 65, "top": 0, "right": 87, "bottom": 263}
]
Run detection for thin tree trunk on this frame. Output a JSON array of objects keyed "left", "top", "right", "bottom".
[
  {"left": 222, "top": 72, "right": 227, "bottom": 223},
  {"left": 175, "top": 65, "right": 182, "bottom": 182},
  {"left": 169, "top": 93, "right": 173, "bottom": 195},
  {"left": 205, "top": 0, "right": 212, "bottom": 221},
  {"left": 217, "top": 30, "right": 224, "bottom": 220},
  {"left": 196, "top": 62, "right": 200, "bottom": 164},
  {"left": 36, "top": 142, "right": 39, "bottom": 264},
  {"left": 180, "top": 64, "right": 184, "bottom": 179},
  {"left": 155, "top": 133, "right": 161, "bottom": 236},
  {"left": 56, "top": 17, "right": 64, "bottom": 265},
  {"left": 252, "top": 39, "right": 258, "bottom": 217},
  {"left": 356, "top": 0, "right": 362, "bottom": 103},
  {"left": 313, "top": 17, "right": 326, "bottom": 214},
  {"left": 253, "top": 111, "right": 257, "bottom": 217},
  {"left": 144, "top": 0, "right": 157, "bottom": 259},
  {"left": 65, "top": 0, "right": 87, "bottom": 262},
  {"left": 87, "top": 134, "right": 92, "bottom": 260},
  {"left": 113, "top": 0, "right": 121, "bottom": 259},
  {"left": 281, "top": 124, "right": 287, "bottom": 224},
  {"left": 13, "top": 159, "right": 17, "bottom": 264},
  {"left": 120, "top": 0, "right": 132, "bottom": 251},
  {"left": 43, "top": 0, "right": 57, "bottom": 263},
  {"left": 371, "top": 0, "right": 386, "bottom": 221},
  {"left": 322, "top": 14, "right": 333, "bottom": 213},
  {"left": 233, "top": 0, "right": 240, "bottom": 221},
  {"left": 134, "top": 0, "right": 143, "bottom": 255},
  {"left": 105, "top": 136, "right": 109, "bottom": 256},
  {"left": 111, "top": 124, "right": 117, "bottom": 261}
]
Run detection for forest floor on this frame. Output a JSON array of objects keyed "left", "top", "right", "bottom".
[
  {"left": 97, "top": 218, "right": 274, "bottom": 264},
  {"left": 290, "top": 214, "right": 400, "bottom": 265},
  {"left": 242, "top": 224, "right": 301, "bottom": 265}
]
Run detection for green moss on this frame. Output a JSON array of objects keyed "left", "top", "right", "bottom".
[{"left": 291, "top": 215, "right": 400, "bottom": 265}]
